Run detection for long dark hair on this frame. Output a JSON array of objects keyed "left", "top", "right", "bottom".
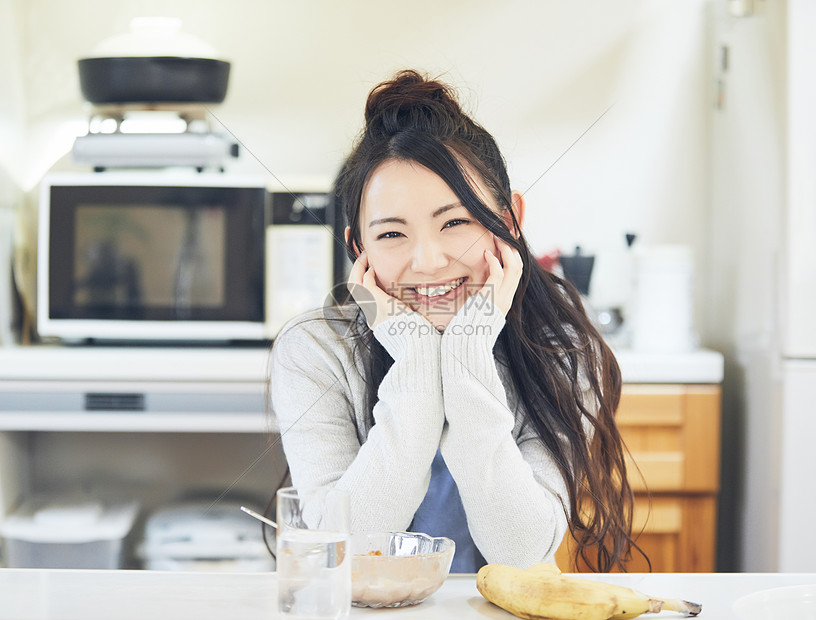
[{"left": 334, "top": 69, "right": 640, "bottom": 572}]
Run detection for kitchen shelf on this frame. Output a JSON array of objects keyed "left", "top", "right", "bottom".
[
  {"left": 0, "top": 345, "right": 270, "bottom": 382},
  {"left": 0, "top": 344, "right": 724, "bottom": 433},
  {"left": 0, "top": 345, "right": 272, "bottom": 432},
  {"left": 0, "top": 412, "right": 273, "bottom": 433}
]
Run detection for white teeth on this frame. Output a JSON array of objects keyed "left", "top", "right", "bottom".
[{"left": 415, "top": 277, "right": 465, "bottom": 297}]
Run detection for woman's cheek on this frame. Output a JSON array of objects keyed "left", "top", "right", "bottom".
[
  {"left": 367, "top": 255, "right": 396, "bottom": 293},
  {"left": 371, "top": 268, "right": 391, "bottom": 293}
]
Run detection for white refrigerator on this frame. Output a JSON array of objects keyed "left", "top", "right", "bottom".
[
  {"left": 774, "top": 0, "right": 816, "bottom": 572},
  {"left": 713, "top": 0, "right": 816, "bottom": 572}
]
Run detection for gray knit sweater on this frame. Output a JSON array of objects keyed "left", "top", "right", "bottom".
[{"left": 269, "top": 294, "right": 573, "bottom": 568}]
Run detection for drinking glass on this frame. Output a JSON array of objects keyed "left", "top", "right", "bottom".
[{"left": 276, "top": 486, "right": 351, "bottom": 619}]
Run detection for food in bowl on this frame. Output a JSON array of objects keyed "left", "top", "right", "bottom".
[{"left": 351, "top": 531, "right": 455, "bottom": 608}]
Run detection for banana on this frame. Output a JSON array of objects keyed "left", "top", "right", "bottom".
[
  {"left": 476, "top": 564, "right": 656, "bottom": 620},
  {"left": 476, "top": 563, "right": 702, "bottom": 620}
]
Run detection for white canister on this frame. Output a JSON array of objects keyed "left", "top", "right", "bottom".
[{"left": 630, "top": 245, "right": 696, "bottom": 353}]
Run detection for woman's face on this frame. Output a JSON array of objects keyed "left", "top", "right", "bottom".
[{"left": 356, "top": 158, "right": 504, "bottom": 330}]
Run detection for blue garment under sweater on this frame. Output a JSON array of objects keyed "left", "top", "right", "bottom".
[{"left": 409, "top": 449, "right": 486, "bottom": 573}]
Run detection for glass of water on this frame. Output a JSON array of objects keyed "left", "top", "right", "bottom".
[{"left": 276, "top": 486, "right": 351, "bottom": 620}]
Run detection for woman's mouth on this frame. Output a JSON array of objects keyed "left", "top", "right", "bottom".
[{"left": 411, "top": 277, "right": 467, "bottom": 301}]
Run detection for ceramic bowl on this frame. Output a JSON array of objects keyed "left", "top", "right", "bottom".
[{"left": 350, "top": 531, "right": 455, "bottom": 608}]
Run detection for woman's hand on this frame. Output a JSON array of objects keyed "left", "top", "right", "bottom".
[
  {"left": 479, "top": 237, "right": 524, "bottom": 316},
  {"left": 347, "top": 251, "right": 412, "bottom": 330}
]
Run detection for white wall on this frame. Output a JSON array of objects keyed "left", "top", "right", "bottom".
[
  {"left": 9, "top": 0, "right": 711, "bottom": 311},
  {"left": 0, "top": 0, "right": 26, "bottom": 345},
  {"left": 0, "top": 0, "right": 25, "bottom": 191}
]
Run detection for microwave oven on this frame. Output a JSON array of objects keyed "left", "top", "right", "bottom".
[{"left": 37, "top": 171, "right": 270, "bottom": 343}]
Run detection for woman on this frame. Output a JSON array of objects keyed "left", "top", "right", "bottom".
[{"left": 269, "top": 69, "right": 639, "bottom": 572}]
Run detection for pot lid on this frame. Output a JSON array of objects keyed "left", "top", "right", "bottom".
[{"left": 84, "top": 17, "right": 225, "bottom": 60}]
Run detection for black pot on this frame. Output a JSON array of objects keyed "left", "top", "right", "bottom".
[{"left": 78, "top": 56, "right": 231, "bottom": 104}]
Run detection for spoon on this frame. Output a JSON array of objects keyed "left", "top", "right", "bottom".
[{"left": 240, "top": 505, "right": 277, "bottom": 529}]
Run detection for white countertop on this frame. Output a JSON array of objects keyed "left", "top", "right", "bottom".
[
  {"left": 0, "top": 344, "right": 724, "bottom": 384},
  {"left": 0, "top": 569, "right": 812, "bottom": 619},
  {"left": 613, "top": 348, "right": 724, "bottom": 384}
]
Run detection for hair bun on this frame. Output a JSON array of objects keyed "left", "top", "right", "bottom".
[{"left": 364, "top": 69, "right": 462, "bottom": 137}]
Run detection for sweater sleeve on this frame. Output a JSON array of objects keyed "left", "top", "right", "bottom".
[
  {"left": 438, "top": 295, "right": 570, "bottom": 568},
  {"left": 269, "top": 309, "right": 444, "bottom": 533}
]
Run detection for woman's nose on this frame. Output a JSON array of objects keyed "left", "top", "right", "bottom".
[{"left": 411, "top": 238, "right": 450, "bottom": 273}]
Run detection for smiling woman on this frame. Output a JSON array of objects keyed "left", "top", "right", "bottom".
[{"left": 269, "top": 69, "right": 642, "bottom": 573}]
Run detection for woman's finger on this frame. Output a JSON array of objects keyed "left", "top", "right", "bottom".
[
  {"left": 484, "top": 249, "right": 503, "bottom": 287},
  {"left": 495, "top": 237, "right": 522, "bottom": 270},
  {"left": 480, "top": 249, "right": 507, "bottom": 313},
  {"left": 346, "top": 253, "right": 380, "bottom": 326},
  {"left": 496, "top": 238, "right": 523, "bottom": 288},
  {"left": 483, "top": 241, "right": 523, "bottom": 316},
  {"left": 346, "top": 251, "right": 369, "bottom": 288},
  {"left": 346, "top": 263, "right": 382, "bottom": 328},
  {"left": 347, "top": 260, "right": 411, "bottom": 329},
  {"left": 362, "top": 265, "right": 379, "bottom": 291}
]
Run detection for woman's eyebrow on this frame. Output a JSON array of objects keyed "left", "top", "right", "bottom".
[
  {"left": 368, "top": 202, "right": 464, "bottom": 228},
  {"left": 368, "top": 216, "right": 406, "bottom": 228},
  {"left": 432, "top": 202, "right": 464, "bottom": 217}
]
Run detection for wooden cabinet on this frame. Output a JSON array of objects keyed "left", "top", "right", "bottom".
[{"left": 555, "top": 384, "right": 721, "bottom": 573}]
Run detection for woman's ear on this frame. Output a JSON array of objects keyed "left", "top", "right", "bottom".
[
  {"left": 504, "top": 190, "right": 525, "bottom": 238},
  {"left": 344, "top": 226, "right": 363, "bottom": 257}
]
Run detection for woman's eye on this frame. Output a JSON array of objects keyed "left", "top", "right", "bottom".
[
  {"left": 443, "top": 218, "right": 470, "bottom": 229},
  {"left": 376, "top": 231, "right": 404, "bottom": 240}
]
